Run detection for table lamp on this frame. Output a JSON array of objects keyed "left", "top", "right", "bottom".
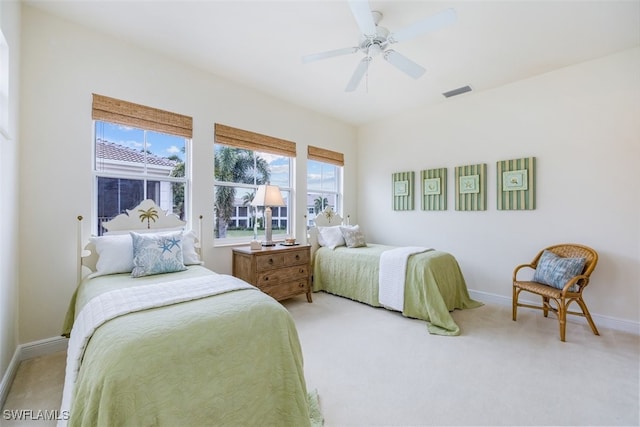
[{"left": 251, "top": 184, "right": 285, "bottom": 246}]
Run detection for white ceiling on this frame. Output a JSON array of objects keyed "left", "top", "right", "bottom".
[{"left": 26, "top": 0, "right": 640, "bottom": 126}]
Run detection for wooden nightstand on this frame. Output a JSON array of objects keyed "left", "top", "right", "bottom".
[{"left": 232, "top": 244, "right": 312, "bottom": 303}]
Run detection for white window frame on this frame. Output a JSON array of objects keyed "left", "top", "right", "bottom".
[
  {"left": 306, "top": 159, "right": 343, "bottom": 227},
  {"left": 92, "top": 120, "right": 191, "bottom": 235},
  {"left": 213, "top": 145, "right": 293, "bottom": 246}
]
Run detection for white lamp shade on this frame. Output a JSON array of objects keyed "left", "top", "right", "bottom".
[{"left": 251, "top": 185, "right": 285, "bottom": 207}]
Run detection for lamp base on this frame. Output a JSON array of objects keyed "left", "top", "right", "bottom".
[{"left": 261, "top": 241, "right": 277, "bottom": 247}]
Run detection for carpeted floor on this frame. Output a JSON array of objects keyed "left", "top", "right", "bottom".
[
  {"left": 3, "top": 291, "right": 639, "bottom": 426},
  {"left": 2, "top": 350, "right": 65, "bottom": 427}
]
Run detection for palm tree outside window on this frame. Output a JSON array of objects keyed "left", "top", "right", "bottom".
[{"left": 214, "top": 145, "right": 291, "bottom": 243}]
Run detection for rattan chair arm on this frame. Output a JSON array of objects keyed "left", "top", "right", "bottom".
[
  {"left": 561, "top": 274, "right": 589, "bottom": 293},
  {"left": 513, "top": 263, "right": 535, "bottom": 282}
]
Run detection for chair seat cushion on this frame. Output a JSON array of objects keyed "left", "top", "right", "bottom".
[{"left": 532, "top": 250, "right": 585, "bottom": 292}]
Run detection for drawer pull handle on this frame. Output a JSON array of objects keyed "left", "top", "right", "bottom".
[
  {"left": 264, "top": 276, "right": 269, "bottom": 281},
  {"left": 295, "top": 255, "right": 300, "bottom": 260},
  {"left": 268, "top": 258, "right": 273, "bottom": 264},
  {"left": 299, "top": 268, "right": 304, "bottom": 274}
]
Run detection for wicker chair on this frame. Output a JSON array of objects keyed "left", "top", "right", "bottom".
[{"left": 512, "top": 243, "right": 599, "bottom": 342}]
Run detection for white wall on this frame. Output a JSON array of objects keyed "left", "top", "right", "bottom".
[
  {"left": 0, "top": 0, "right": 21, "bottom": 388},
  {"left": 17, "top": 4, "right": 639, "bottom": 345},
  {"left": 356, "top": 47, "right": 640, "bottom": 326},
  {"left": 18, "top": 6, "right": 356, "bottom": 343}
]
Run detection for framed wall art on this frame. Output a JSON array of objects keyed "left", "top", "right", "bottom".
[
  {"left": 394, "top": 180, "right": 409, "bottom": 196},
  {"left": 420, "top": 167, "right": 447, "bottom": 211},
  {"left": 459, "top": 175, "right": 479, "bottom": 194},
  {"left": 455, "top": 163, "right": 487, "bottom": 211},
  {"left": 392, "top": 171, "right": 414, "bottom": 211},
  {"left": 497, "top": 157, "right": 536, "bottom": 210}
]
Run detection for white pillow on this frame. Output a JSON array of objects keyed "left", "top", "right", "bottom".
[
  {"left": 89, "top": 234, "right": 134, "bottom": 277},
  {"left": 182, "top": 230, "right": 203, "bottom": 265},
  {"left": 317, "top": 226, "right": 345, "bottom": 249},
  {"left": 89, "top": 230, "right": 201, "bottom": 278},
  {"left": 106, "top": 228, "right": 201, "bottom": 264}
]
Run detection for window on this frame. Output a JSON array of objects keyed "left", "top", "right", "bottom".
[
  {"left": 307, "top": 146, "right": 344, "bottom": 227},
  {"left": 214, "top": 124, "right": 295, "bottom": 244},
  {"left": 92, "top": 94, "right": 192, "bottom": 235}
]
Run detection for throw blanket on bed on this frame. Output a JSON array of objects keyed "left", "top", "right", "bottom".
[
  {"left": 379, "top": 246, "right": 432, "bottom": 311},
  {"left": 59, "top": 274, "right": 254, "bottom": 427}
]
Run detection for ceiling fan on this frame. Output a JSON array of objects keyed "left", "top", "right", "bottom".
[{"left": 302, "top": 1, "right": 456, "bottom": 92}]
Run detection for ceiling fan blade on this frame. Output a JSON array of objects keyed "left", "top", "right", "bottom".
[
  {"left": 348, "top": 0, "right": 377, "bottom": 38},
  {"left": 302, "top": 47, "right": 359, "bottom": 64},
  {"left": 383, "top": 50, "right": 425, "bottom": 79},
  {"left": 345, "top": 57, "right": 371, "bottom": 92},
  {"left": 388, "top": 8, "right": 456, "bottom": 44}
]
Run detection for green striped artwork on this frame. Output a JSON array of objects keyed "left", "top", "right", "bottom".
[
  {"left": 455, "top": 163, "right": 487, "bottom": 211},
  {"left": 497, "top": 157, "right": 536, "bottom": 210},
  {"left": 421, "top": 168, "right": 447, "bottom": 211},
  {"left": 392, "top": 171, "right": 414, "bottom": 211}
]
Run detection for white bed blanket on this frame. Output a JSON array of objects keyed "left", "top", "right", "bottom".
[
  {"left": 379, "top": 246, "right": 432, "bottom": 311},
  {"left": 59, "top": 274, "right": 254, "bottom": 427}
]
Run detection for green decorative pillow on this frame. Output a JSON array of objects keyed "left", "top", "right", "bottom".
[
  {"left": 533, "top": 250, "right": 586, "bottom": 292},
  {"left": 130, "top": 231, "right": 187, "bottom": 278}
]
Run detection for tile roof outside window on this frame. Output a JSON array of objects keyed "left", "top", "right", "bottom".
[{"left": 96, "top": 139, "right": 177, "bottom": 167}]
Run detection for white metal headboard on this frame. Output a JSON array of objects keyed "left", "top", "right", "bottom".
[
  {"left": 102, "top": 199, "right": 186, "bottom": 232},
  {"left": 308, "top": 206, "right": 345, "bottom": 261},
  {"left": 312, "top": 206, "right": 344, "bottom": 227},
  {"left": 77, "top": 199, "right": 200, "bottom": 282}
]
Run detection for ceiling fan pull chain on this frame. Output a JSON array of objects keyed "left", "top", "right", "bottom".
[{"left": 365, "top": 55, "right": 371, "bottom": 93}]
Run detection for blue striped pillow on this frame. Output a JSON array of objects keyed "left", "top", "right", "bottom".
[{"left": 533, "top": 250, "right": 586, "bottom": 292}]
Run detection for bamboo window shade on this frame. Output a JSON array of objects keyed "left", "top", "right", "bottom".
[
  {"left": 92, "top": 94, "right": 193, "bottom": 138},
  {"left": 214, "top": 123, "right": 296, "bottom": 157},
  {"left": 307, "top": 146, "right": 344, "bottom": 166}
]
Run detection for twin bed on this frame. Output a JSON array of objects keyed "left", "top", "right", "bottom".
[
  {"left": 309, "top": 208, "right": 481, "bottom": 336},
  {"left": 60, "top": 200, "right": 317, "bottom": 427},
  {"left": 61, "top": 201, "right": 479, "bottom": 425}
]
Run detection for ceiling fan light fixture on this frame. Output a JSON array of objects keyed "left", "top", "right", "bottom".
[{"left": 368, "top": 44, "right": 382, "bottom": 57}]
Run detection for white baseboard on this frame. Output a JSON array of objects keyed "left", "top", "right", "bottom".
[
  {"left": 469, "top": 289, "right": 640, "bottom": 335},
  {"left": 18, "top": 336, "right": 69, "bottom": 361},
  {"left": 0, "top": 336, "right": 68, "bottom": 408},
  {"left": 0, "top": 348, "right": 21, "bottom": 409}
]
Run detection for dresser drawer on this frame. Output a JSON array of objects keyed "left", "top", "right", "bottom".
[
  {"left": 260, "top": 280, "right": 309, "bottom": 301},
  {"left": 257, "top": 265, "right": 308, "bottom": 286},
  {"left": 256, "top": 254, "right": 285, "bottom": 271},
  {"left": 283, "top": 249, "right": 309, "bottom": 266}
]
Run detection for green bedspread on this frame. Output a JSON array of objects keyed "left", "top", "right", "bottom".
[
  {"left": 62, "top": 266, "right": 313, "bottom": 427},
  {"left": 313, "top": 244, "right": 482, "bottom": 335}
]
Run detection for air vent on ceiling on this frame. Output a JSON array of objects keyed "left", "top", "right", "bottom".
[{"left": 443, "top": 85, "right": 472, "bottom": 98}]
